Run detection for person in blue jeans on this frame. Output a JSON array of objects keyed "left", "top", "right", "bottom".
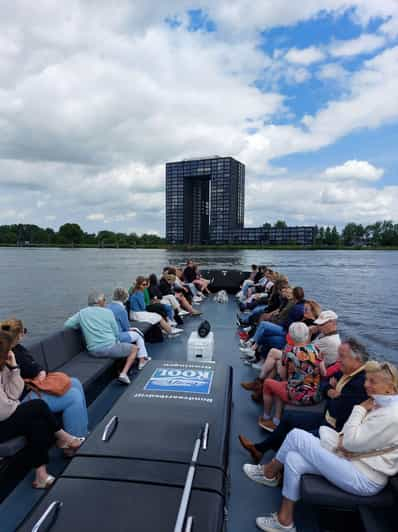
[
  {"left": 248, "top": 287, "right": 305, "bottom": 357},
  {"left": 1, "top": 319, "right": 88, "bottom": 438}
]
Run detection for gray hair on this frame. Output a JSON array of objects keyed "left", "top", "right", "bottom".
[
  {"left": 112, "top": 287, "right": 129, "bottom": 303},
  {"left": 343, "top": 337, "right": 370, "bottom": 363},
  {"left": 88, "top": 291, "right": 106, "bottom": 306}
]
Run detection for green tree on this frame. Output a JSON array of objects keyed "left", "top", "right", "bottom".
[
  {"left": 58, "top": 223, "right": 84, "bottom": 246},
  {"left": 274, "top": 220, "right": 287, "bottom": 228}
]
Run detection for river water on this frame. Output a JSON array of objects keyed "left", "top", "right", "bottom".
[{"left": 0, "top": 248, "right": 397, "bottom": 361}]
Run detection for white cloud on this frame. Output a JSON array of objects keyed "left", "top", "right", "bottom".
[
  {"left": 322, "top": 160, "right": 384, "bottom": 181},
  {"left": 317, "top": 63, "right": 348, "bottom": 82},
  {"left": 86, "top": 213, "right": 105, "bottom": 221},
  {"left": 329, "top": 33, "right": 387, "bottom": 58},
  {"left": 244, "top": 174, "right": 398, "bottom": 228},
  {"left": 285, "top": 46, "right": 325, "bottom": 65},
  {"left": 0, "top": 1, "right": 398, "bottom": 233}
]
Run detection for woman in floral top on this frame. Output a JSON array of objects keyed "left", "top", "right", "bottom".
[{"left": 258, "top": 322, "right": 326, "bottom": 432}]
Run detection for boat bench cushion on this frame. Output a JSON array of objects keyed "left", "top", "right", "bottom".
[
  {"left": 24, "top": 341, "right": 48, "bottom": 371},
  {"left": 129, "top": 321, "right": 153, "bottom": 336},
  {"left": 0, "top": 436, "right": 27, "bottom": 458},
  {"left": 42, "top": 331, "right": 76, "bottom": 371},
  {"left": 59, "top": 353, "right": 114, "bottom": 391},
  {"left": 359, "top": 504, "right": 395, "bottom": 532},
  {"left": 301, "top": 474, "right": 395, "bottom": 509},
  {"left": 285, "top": 400, "right": 326, "bottom": 414}
]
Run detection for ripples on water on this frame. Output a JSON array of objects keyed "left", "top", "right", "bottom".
[{"left": 0, "top": 248, "right": 397, "bottom": 362}]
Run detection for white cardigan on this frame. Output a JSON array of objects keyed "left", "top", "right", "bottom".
[{"left": 338, "top": 402, "right": 398, "bottom": 485}]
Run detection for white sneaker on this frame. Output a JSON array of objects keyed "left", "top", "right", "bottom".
[
  {"left": 243, "top": 464, "right": 279, "bottom": 487},
  {"left": 118, "top": 373, "right": 131, "bottom": 385},
  {"left": 179, "top": 310, "right": 190, "bottom": 316},
  {"left": 193, "top": 296, "right": 203, "bottom": 303},
  {"left": 256, "top": 513, "right": 296, "bottom": 531},
  {"left": 240, "top": 346, "right": 254, "bottom": 353},
  {"left": 168, "top": 320, "right": 177, "bottom": 327},
  {"left": 138, "top": 357, "right": 151, "bottom": 370},
  {"left": 169, "top": 328, "right": 183, "bottom": 336}
]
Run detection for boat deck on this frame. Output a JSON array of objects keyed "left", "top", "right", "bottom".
[{"left": 1, "top": 297, "right": 321, "bottom": 532}]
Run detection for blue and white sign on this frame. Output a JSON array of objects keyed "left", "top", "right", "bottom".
[{"left": 144, "top": 367, "right": 214, "bottom": 395}]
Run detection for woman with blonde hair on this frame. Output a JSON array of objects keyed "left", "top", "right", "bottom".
[
  {"left": 129, "top": 276, "right": 182, "bottom": 336},
  {"left": 0, "top": 330, "right": 84, "bottom": 489},
  {"left": 244, "top": 360, "right": 398, "bottom": 532},
  {"left": 1, "top": 319, "right": 88, "bottom": 438}
]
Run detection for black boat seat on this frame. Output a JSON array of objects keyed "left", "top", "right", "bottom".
[
  {"left": 42, "top": 330, "right": 75, "bottom": 371},
  {"left": 358, "top": 504, "right": 395, "bottom": 532},
  {"left": 285, "top": 400, "right": 326, "bottom": 414},
  {"left": 60, "top": 353, "right": 114, "bottom": 390},
  {"left": 129, "top": 320, "right": 153, "bottom": 336},
  {"left": 301, "top": 474, "right": 395, "bottom": 509},
  {"left": 0, "top": 437, "right": 27, "bottom": 458}
]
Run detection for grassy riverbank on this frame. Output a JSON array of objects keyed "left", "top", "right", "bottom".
[{"left": 1, "top": 243, "right": 398, "bottom": 251}]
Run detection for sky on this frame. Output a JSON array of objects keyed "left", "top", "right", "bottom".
[{"left": 1, "top": 1, "right": 398, "bottom": 235}]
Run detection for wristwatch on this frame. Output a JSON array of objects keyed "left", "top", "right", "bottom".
[{"left": 7, "top": 364, "right": 20, "bottom": 370}]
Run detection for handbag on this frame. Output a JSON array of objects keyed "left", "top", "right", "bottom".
[
  {"left": 25, "top": 372, "right": 72, "bottom": 396},
  {"left": 320, "top": 425, "right": 398, "bottom": 459}
]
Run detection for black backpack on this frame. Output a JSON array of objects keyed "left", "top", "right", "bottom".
[{"left": 198, "top": 320, "right": 211, "bottom": 338}]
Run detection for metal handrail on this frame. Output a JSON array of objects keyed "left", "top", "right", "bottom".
[
  {"left": 173, "top": 422, "right": 209, "bottom": 532},
  {"left": 101, "top": 415, "right": 119, "bottom": 441},
  {"left": 31, "top": 501, "right": 63, "bottom": 532}
]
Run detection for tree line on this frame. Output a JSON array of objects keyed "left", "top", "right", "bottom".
[
  {"left": 315, "top": 221, "right": 398, "bottom": 247},
  {"left": 0, "top": 223, "right": 165, "bottom": 247},
  {"left": 0, "top": 220, "right": 397, "bottom": 247}
]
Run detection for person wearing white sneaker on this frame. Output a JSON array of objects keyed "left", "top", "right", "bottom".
[
  {"left": 169, "top": 328, "right": 183, "bottom": 336},
  {"left": 247, "top": 361, "right": 398, "bottom": 532},
  {"left": 108, "top": 288, "right": 152, "bottom": 373}
]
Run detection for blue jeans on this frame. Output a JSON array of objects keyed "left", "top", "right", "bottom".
[
  {"left": 253, "top": 321, "right": 285, "bottom": 345},
  {"left": 23, "top": 377, "right": 88, "bottom": 437},
  {"left": 240, "top": 304, "right": 268, "bottom": 324}
]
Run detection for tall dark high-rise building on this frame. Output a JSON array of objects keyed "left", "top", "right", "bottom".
[{"left": 165, "top": 156, "right": 245, "bottom": 244}]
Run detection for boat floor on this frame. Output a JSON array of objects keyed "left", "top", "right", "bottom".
[{"left": 1, "top": 298, "right": 321, "bottom": 532}]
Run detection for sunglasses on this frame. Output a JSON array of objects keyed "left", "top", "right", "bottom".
[{"left": 1, "top": 325, "right": 27, "bottom": 334}]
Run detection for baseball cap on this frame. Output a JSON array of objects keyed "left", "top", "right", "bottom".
[
  {"left": 288, "top": 322, "right": 310, "bottom": 345},
  {"left": 314, "top": 310, "right": 338, "bottom": 325}
]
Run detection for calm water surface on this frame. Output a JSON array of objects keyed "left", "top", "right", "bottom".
[{"left": 0, "top": 248, "right": 397, "bottom": 361}]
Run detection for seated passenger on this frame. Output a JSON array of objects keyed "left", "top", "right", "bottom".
[
  {"left": 1, "top": 319, "right": 88, "bottom": 437},
  {"left": 0, "top": 331, "right": 84, "bottom": 489},
  {"left": 129, "top": 276, "right": 183, "bottom": 336},
  {"left": 192, "top": 263, "right": 210, "bottom": 295},
  {"left": 258, "top": 322, "right": 325, "bottom": 432},
  {"left": 107, "top": 288, "right": 151, "bottom": 371},
  {"left": 148, "top": 273, "right": 185, "bottom": 324},
  {"left": 240, "top": 285, "right": 294, "bottom": 360},
  {"left": 302, "top": 299, "right": 321, "bottom": 327},
  {"left": 312, "top": 310, "right": 341, "bottom": 376},
  {"left": 247, "top": 287, "right": 305, "bottom": 357},
  {"left": 243, "top": 360, "right": 398, "bottom": 532},
  {"left": 64, "top": 291, "right": 138, "bottom": 385},
  {"left": 159, "top": 269, "right": 202, "bottom": 316},
  {"left": 238, "top": 338, "right": 369, "bottom": 464},
  {"left": 142, "top": 278, "right": 176, "bottom": 324}
]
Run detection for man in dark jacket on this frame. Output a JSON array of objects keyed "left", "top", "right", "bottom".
[{"left": 238, "top": 338, "right": 369, "bottom": 463}]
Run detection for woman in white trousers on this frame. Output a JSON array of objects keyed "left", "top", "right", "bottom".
[{"left": 243, "top": 360, "right": 398, "bottom": 532}]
